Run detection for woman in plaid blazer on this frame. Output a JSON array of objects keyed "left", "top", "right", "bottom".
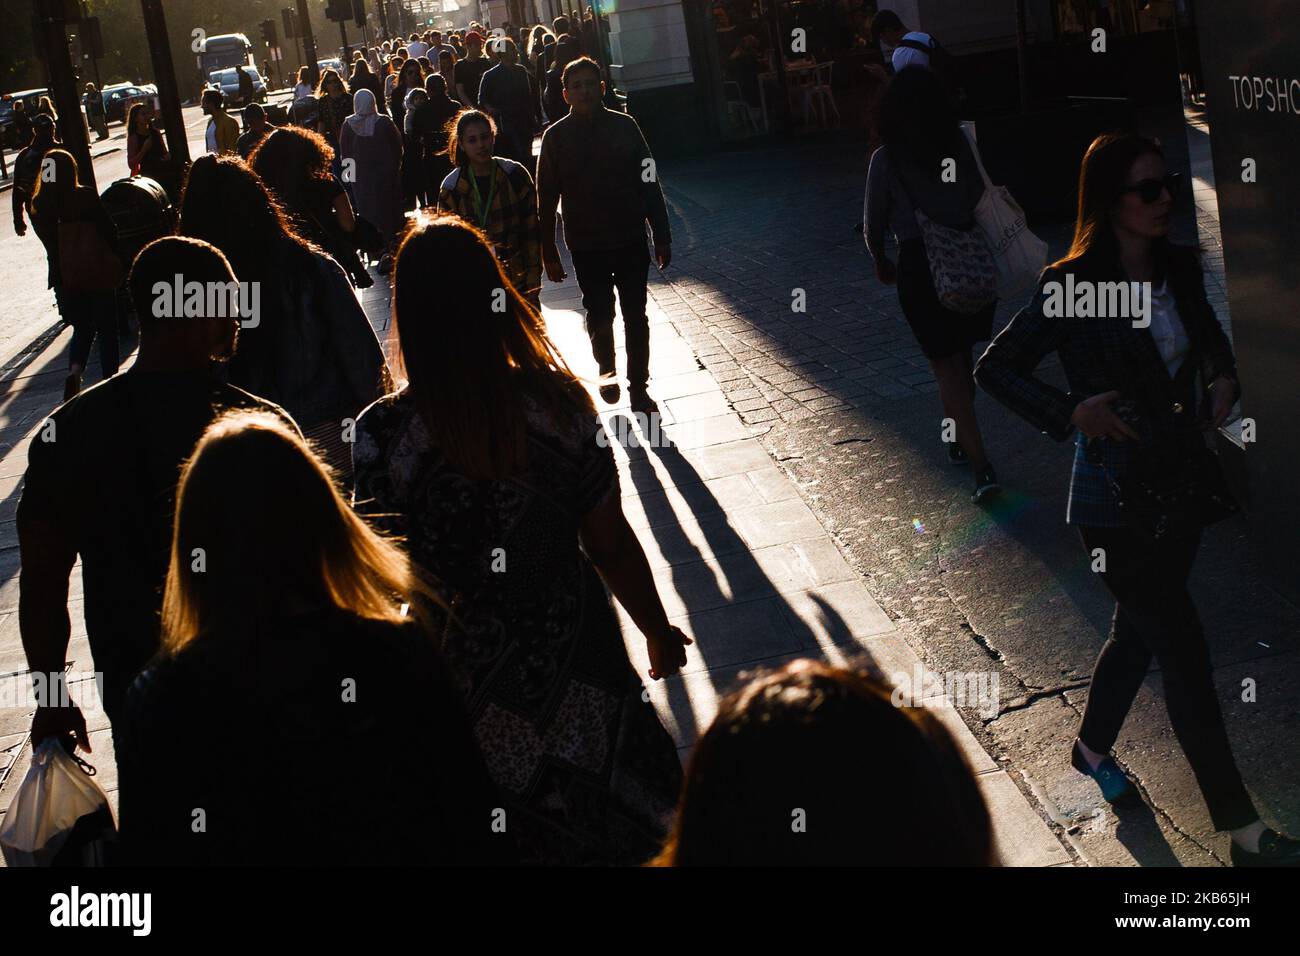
[
  {"left": 437, "top": 109, "right": 542, "bottom": 306},
  {"left": 977, "top": 133, "right": 1298, "bottom": 866}
]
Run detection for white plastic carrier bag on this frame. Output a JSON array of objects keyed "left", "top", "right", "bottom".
[{"left": 0, "top": 737, "right": 116, "bottom": 866}]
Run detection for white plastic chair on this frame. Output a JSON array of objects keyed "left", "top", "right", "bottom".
[{"left": 807, "top": 61, "right": 840, "bottom": 128}]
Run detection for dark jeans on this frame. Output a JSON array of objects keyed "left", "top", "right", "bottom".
[
  {"left": 57, "top": 287, "right": 120, "bottom": 377},
  {"left": 571, "top": 243, "right": 650, "bottom": 390},
  {"left": 1077, "top": 525, "right": 1257, "bottom": 831},
  {"left": 495, "top": 123, "right": 535, "bottom": 176}
]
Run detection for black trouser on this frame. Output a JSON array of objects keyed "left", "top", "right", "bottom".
[
  {"left": 1077, "top": 525, "right": 1257, "bottom": 831},
  {"left": 571, "top": 242, "right": 650, "bottom": 391}
]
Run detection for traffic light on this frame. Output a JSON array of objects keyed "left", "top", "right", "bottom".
[
  {"left": 261, "top": 18, "right": 278, "bottom": 48},
  {"left": 281, "top": 7, "right": 297, "bottom": 39},
  {"left": 352, "top": 0, "right": 366, "bottom": 29},
  {"left": 325, "top": 0, "right": 351, "bottom": 22}
]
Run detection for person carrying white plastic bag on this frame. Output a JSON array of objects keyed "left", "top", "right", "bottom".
[
  {"left": 0, "top": 737, "right": 117, "bottom": 866},
  {"left": 961, "top": 123, "right": 1049, "bottom": 297}
]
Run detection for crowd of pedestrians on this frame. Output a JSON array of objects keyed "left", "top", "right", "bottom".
[{"left": 7, "top": 10, "right": 1297, "bottom": 868}]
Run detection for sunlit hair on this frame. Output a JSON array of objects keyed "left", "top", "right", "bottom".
[
  {"left": 1052, "top": 131, "right": 1174, "bottom": 277},
  {"left": 651, "top": 659, "right": 995, "bottom": 866},
  {"left": 161, "top": 411, "right": 436, "bottom": 652},
  {"left": 527, "top": 25, "right": 548, "bottom": 57},
  {"left": 349, "top": 58, "right": 374, "bottom": 83},
  {"left": 389, "top": 215, "right": 591, "bottom": 479},
  {"left": 248, "top": 126, "right": 335, "bottom": 228},
  {"left": 178, "top": 153, "right": 319, "bottom": 287},
  {"left": 31, "top": 149, "right": 80, "bottom": 219},
  {"left": 316, "top": 68, "right": 348, "bottom": 98},
  {"left": 446, "top": 109, "right": 496, "bottom": 166},
  {"left": 561, "top": 55, "right": 601, "bottom": 88},
  {"left": 424, "top": 73, "right": 449, "bottom": 98},
  {"left": 397, "top": 57, "right": 425, "bottom": 88},
  {"left": 126, "top": 102, "right": 151, "bottom": 134}
]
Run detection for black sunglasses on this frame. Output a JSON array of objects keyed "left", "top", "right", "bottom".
[{"left": 1122, "top": 172, "right": 1181, "bottom": 203}]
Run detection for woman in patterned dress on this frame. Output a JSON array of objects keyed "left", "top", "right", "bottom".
[{"left": 352, "top": 215, "right": 690, "bottom": 865}]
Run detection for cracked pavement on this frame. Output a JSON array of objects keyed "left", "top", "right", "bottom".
[{"left": 647, "top": 122, "right": 1300, "bottom": 866}]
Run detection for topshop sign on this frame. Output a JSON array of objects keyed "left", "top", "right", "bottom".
[{"left": 1226, "top": 74, "right": 1300, "bottom": 113}]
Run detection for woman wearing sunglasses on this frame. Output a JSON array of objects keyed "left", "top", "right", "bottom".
[{"left": 976, "top": 132, "right": 1299, "bottom": 866}]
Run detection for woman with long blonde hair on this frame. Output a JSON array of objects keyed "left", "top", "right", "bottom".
[
  {"left": 352, "top": 215, "right": 689, "bottom": 865},
  {"left": 118, "top": 410, "right": 510, "bottom": 865}
]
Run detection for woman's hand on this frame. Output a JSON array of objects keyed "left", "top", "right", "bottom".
[
  {"left": 1070, "top": 390, "right": 1140, "bottom": 441},
  {"left": 1205, "top": 375, "right": 1239, "bottom": 429},
  {"left": 875, "top": 257, "right": 897, "bottom": 285},
  {"left": 645, "top": 625, "right": 692, "bottom": 681}
]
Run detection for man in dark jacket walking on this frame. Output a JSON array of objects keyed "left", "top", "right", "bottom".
[{"left": 537, "top": 57, "right": 671, "bottom": 413}]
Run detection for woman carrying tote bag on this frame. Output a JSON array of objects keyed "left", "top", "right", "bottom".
[{"left": 864, "top": 66, "right": 999, "bottom": 502}]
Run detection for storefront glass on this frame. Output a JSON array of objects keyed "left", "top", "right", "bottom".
[{"left": 709, "top": 0, "right": 886, "bottom": 140}]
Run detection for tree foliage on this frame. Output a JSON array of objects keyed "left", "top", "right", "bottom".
[{"left": 4, "top": 1, "right": 355, "bottom": 98}]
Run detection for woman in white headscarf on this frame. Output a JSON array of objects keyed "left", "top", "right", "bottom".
[{"left": 339, "top": 88, "right": 405, "bottom": 273}]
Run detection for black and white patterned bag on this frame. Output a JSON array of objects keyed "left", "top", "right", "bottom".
[
  {"left": 912, "top": 207, "right": 998, "bottom": 314},
  {"left": 892, "top": 144, "right": 998, "bottom": 314}
]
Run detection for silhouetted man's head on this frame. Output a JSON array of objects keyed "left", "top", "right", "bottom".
[{"left": 871, "top": 9, "right": 907, "bottom": 46}]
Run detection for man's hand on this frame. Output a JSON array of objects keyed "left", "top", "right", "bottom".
[
  {"left": 875, "top": 257, "right": 897, "bottom": 285},
  {"left": 542, "top": 248, "right": 566, "bottom": 283},
  {"left": 654, "top": 243, "right": 671, "bottom": 272},
  {"left": 1070, "top": 390, "right": 1140, "bottom": 441},
  {"left": 31, "top": 704, "right": 90, "bottom": 753},
  {"left": 645, "top": 625, "right": 692, "bottom": 680}
]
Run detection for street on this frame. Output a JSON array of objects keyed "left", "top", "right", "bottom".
[
  {"left": 2, "top": 112, "right": 1295, "bottom": 869},
  {"left": 0, "top": 95, "right": 292, "bottom": 370}
]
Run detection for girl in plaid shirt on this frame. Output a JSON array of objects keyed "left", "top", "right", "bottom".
[{"left": 437, "top": 110, "right": 542, "bottom": 306}]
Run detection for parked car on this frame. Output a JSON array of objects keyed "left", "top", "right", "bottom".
[
  {"left": 1, "top": 88, "right": 92, "bottom": 149},
  {"left": 207, "top": 67, "right": 268, "bottom": 108},
  {"left": 1, "top": 88, "right": 47, "bottom": 148},
  {"left": 95, "top": 82, "right": 158, "bottom": 123}
]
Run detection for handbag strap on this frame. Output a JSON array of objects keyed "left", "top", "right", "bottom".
[{"left": 959, "top": 124, "right": 994, "bottom": 192}]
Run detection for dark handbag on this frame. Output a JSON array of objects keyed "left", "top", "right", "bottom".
[
  {"left": 351, "top": 215, "right": 384, "bottom": 254},
  {"left": 1099, "top": 399, "right": 1239, "bottom": 542},
  {"left": 1106, "top": 446, "right": 1238, "bottom": 543}
]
